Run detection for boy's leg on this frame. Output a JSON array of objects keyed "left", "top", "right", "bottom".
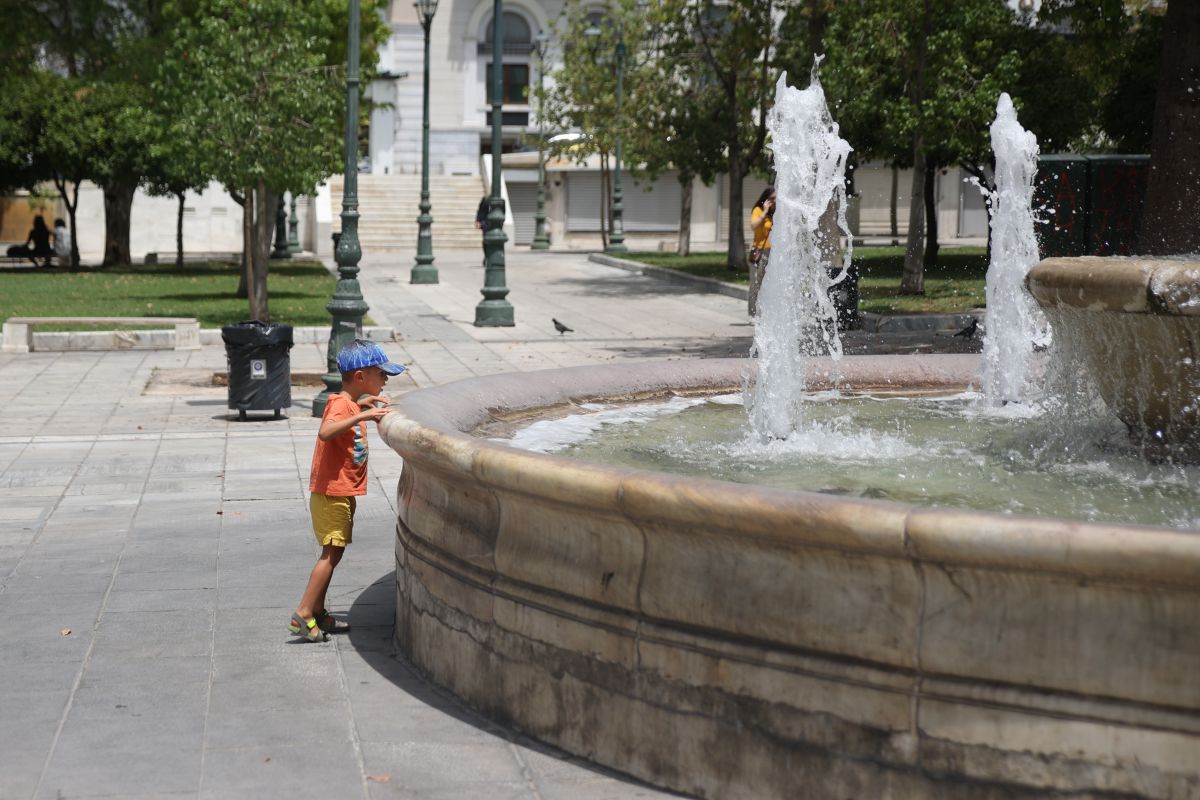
[{"left": 296, "top": 543, "right": 344, "bottom": 619}]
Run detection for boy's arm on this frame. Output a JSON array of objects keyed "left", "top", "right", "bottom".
[{"left": 318, "top": 405, "right": 390, "bottom": 441}]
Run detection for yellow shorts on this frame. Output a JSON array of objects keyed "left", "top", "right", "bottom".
[{"left": 310, "top": 493, "right": 355, "bottom": 547}]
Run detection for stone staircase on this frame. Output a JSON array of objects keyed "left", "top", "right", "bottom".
[{"left": 329, "top": 174, "right": 484, "bottom": 252}]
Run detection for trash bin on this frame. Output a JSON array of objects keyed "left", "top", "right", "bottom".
[
  {"left": 221, "top": 320, "right": 293, "bottom": 420},
  {"left": 827, "top": 262, "right": 861, "bottom": 331}
]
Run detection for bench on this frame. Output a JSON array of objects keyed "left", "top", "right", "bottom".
[{"left": 2, "top": 316, "right": 201, "bottom": 353}]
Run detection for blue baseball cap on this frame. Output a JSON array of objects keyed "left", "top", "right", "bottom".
[{"left": 336, "top": 339, "right": 406, "bottom": 375}]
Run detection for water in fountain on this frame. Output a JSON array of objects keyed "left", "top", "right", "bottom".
[
  {"left": 746, "top": 64, "right": 853, "bottom": 442},
  {"left": 981, "top": 93, "right": 1050, "bottom": 405}
]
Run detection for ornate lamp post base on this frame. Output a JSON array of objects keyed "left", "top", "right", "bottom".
[
  {"left": 474, "top": 301, "right": 515, "bottom": 326},
  {"left": 475, "top": 215, "right": 513, "bottom": 326},
  {"left": 271, "top": 195, "right": 292, "bottom": 259}
]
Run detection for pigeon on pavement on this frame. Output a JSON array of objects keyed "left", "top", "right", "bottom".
[
  {"left": 553, "top": 318, "right": 573, "bottom": 335},
  {"left": 953, "top": 318, "right": 979, "bottom": 338}
]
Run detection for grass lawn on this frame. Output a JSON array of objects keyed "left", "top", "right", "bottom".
[
  {"left": 0, "top": 259, "right": 359, "bottom": 330},
  {"left": 626, "top": 246, "right": 988, "bottom": 315}
]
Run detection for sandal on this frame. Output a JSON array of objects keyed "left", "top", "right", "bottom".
[
  {"left": 288, "top": 612, "right": 328, "bottom": 642},
  {"left": 315, "top": 609, "right": 350, "bottom": 634}
]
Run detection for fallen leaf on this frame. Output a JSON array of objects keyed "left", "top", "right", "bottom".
[
  {"left": 366, "top": 774, "right": 392, "bottom": 783},
  {"left": 61, "top": 628, "right": 71, "bottom": 636}
]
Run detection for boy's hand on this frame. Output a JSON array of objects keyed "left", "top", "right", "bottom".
[
  {"left": 356, "top": 393, "right": 392, "bottom": 423},
  {"left": 360, "top": 405, "right": 391, "bottom": 422},
  {"left": 356, "top": 393, "right": 391, "bottom": 409}
]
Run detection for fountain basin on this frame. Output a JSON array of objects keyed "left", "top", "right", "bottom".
[
  {"left": 380, "top": 356, "right": 1200, "bottom": 799},
  {"left": 1028, "top": 256, "right": 1200, "bottom": 460}
]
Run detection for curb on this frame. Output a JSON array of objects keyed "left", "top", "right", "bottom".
[
  {"left": 588, "top": 253, "right": 750, "bottom": 301},
  {"left": 20, "top": 325, "right": 395, "bottom": 353},
  {"left": 859, "top": 311, "right": 983, "bottom": 333}
]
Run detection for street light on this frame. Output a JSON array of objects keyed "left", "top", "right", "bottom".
[
  {"left": 474, "top": 0, "right": 515, "bottom": 326},
  {"left": 585, "top": 22, "right": 627, "bottom": 254},
  {"left": 287, "top": 193, "right": 300, "bottom": 254},
  {"left": 313, "top": 0, "right": 370, "bottom": 416},
  {"left": 411, "top": 0, "right": 439, "bottom": 284},
  {"left": 530, "top": 29, "right": 551, "bottom": 250}
]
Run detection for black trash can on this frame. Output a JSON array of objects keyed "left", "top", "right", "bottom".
[
  {"left": 221, "top": 320, "right": 294, "bottom": 420},
  {"left": 827, "top": 262, "right": 861, "bottom": 331}
]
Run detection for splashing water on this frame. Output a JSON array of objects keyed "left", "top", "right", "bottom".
[
  {"left": 981, "top": 93, "right": 1049, "bottom": 405},
  {"left": 746, "top": 65, "right": 853, "bottom": 441}
]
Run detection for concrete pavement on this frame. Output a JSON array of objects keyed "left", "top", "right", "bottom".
[{"left": 0, "top": 248, "right": 978, "bottom": 799}]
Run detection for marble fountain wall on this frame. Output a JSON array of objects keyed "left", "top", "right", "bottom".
[{"left": 379, "top": 356, "right": 1200, "bottom": 800}]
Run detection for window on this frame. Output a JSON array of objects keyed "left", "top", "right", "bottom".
[
  {"left": 486, "top": 64, "right": 530, "bottom": 105},
  {"left": 479, "top": 11, "right": 533, "bottom": 56}
]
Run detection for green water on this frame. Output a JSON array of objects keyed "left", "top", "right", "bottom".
[{"left": 509, "top": 394, "right": 1200, "bottom": 530}]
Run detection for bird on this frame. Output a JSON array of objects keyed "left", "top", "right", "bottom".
[
  {"left": 953, "top": 318, "right": 979, "bottom": 339},
  {"left": 553, "top": 318, "right": 573, "bottom": 335}
]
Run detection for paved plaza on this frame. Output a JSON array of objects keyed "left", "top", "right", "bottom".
[{"left": 0, "top": 249, "right": 976, "bottom": 799}]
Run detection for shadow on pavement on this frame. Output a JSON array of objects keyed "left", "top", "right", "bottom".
[{"left": 347, "top": 570, "right": 688, "bottom": 795}]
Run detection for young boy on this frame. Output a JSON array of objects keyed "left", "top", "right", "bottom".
[{"left": 290, "top": 339, "right": 404, "bottom": 642}]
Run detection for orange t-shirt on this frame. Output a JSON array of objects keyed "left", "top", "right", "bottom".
[
  {"left": 751, "top": 206, "right": 773, "bottom": 250},
  {"left": 309, "top": 394, "right": 368, "bottom": 496}
]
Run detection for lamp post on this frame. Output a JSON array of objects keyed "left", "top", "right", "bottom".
[
  {"left": 271, "top": 195, "right": 291, "bottom": 259},
  {"left": 287, "top": 194, "right": 300, "bottom": 254},
  {"left": 530, "top": 29, "right": 550, "bottom": 250},
  {"left": 607, "top": 32, "right": 627, "bottom": 253},
  {"left": 474, "top": 0, "right": 514, "bottom": 326},
  {"left": 313, "top": 0, "right": 370, "bottom": 417},
  {"left": 411, "top": 0, "right": 439, "bottom": 284}
]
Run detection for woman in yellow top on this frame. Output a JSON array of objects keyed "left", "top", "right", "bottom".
[{"left": 748, "top": 186, "right": 776, "bottom": 315}]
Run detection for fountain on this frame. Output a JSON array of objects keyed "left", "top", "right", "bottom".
[
  {"left": 379, "top": 74, "right": 1200, "bottom": 800},
  {"left": 981, "top": 93, "right": 1049, "bottom": 405},
  {"left": 1028, "top": 256, "right": 1200, "bottom": 461},
  {"left": 747, "top": 66, "right": 852, "bottom": 440}
]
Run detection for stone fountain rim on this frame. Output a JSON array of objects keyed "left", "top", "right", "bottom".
[
  {"left": 1028, "top": 255, "right": 1200, "bottom": 316},
  {"left": 379, "top": 354, "right": 1200, "bottom": 589}
]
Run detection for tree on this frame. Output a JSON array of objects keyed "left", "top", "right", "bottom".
[
  {"left": 1138, "top": 0, "right": 1198, "bottom": 254},
  {"left": 820, "top": 0, "right": 1021, "bottom": 292},
  {"left": 657, "top": 0, "right": 779, "bottom": 270},
  {"left": 539, "top": 0, "right": 662, "bottom": 249},
  {"left": 156, "top": 0, "right": 365, "bottom": 320}
]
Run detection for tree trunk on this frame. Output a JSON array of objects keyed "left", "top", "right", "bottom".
[
  {"left": 248, "top": 181, "right": 273, "bottom": 321},
  {"left": 900, "top": 141, "right": 927, "bottom": 294},
  {"left": 101, "top": 180, "right": 135, "bottom": 267},
  {"left": 175, "top": 192, "right": 185, "bottom": 269},
  {"left": 1138, "top": 0, "right": 1200, "bottom": 255},
  {"left": 677, "top": 177, "right": 693, "bottom": 256},
  {"left": 889, "top": 164, "right": 899, "bottom": 240},
  {"left": 238, "top": 185, "right": 252, "bottom": 299},
  {"left": 55, "top": 177, "right": 81, "bottom": 269},
  {"left": 923, "top": 162, "right": 939, "bottom": 267},
  {"left": 727, "top": 148, "right": 746, "bottom": 271}
]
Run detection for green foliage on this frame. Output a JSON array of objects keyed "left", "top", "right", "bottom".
[
  {"left": 0, "top": 260, "right": 347, "bottom": 329},
  {"left": 819, "top": 0, "right": 1022, "bottom": 171},
  {"left": 155, "top": 0, "right": 346, "bottom": 196},
  {"left": 539, "top": 0, "right": 660, "bottom": 165},
  {"left": 626, "top": 247, "right": 988, "bottom": 314}
]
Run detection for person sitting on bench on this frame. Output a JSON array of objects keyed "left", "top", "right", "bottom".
[{"left": 6, "top": 215, "right": 55, "bottom": 267}]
